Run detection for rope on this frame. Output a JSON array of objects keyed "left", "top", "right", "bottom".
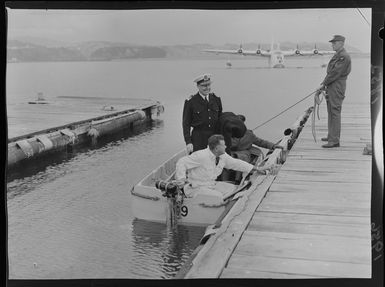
[
  {"left": 311, "top": 91, "right": 325, "bottom": 142},
  {"left": 251, "top": 90, "right": 318, "bottom": 131}
]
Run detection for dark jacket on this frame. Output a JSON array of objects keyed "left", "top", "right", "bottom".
[
  {"left": 322, "top": 48, "right": 351, "bottom": 87},
  {"left": 216, "top": 112, "right": 246, "bottom": 154},
  {"left": 183, "top": 92, "right": 222, "bottom": 147},
  {"left": 231, "top": 130, "right": 275, "bottom": 152}
]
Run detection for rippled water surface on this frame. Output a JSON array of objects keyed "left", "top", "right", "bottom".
[{"left": 6, "top": 57, "right": 370, "bottom": 278}]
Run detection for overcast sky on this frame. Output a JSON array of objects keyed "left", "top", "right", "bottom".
[{"left": 6, "top": 8, "right": 372, "bottom": 52}]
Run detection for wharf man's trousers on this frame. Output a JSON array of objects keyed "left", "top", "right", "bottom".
[{"left": 326, "top": 80, "right": 346, "bottom": 144}]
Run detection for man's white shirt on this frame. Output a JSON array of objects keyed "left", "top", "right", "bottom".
[{"left": 176, "top": 147, "right": 253, "bottom": 187}]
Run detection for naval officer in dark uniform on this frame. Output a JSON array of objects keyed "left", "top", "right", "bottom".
[
  {"left": 316, "top": 35, "right": 351, "bottom": 148},
  {"left": 183, "top": 74, "right": 223, "bottom": 153}
]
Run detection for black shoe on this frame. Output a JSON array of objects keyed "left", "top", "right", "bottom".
[
  {"left": 321, "top": 137, "right": 328, "bottom": 142},
  {"left": 322, "top": 143, "right": 340, "bottom": 148}
]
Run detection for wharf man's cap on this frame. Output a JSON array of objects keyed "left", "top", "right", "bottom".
[
  {"left": 329, "top": 35, "right": 345, "bottom": 42},
  {"left": 194, "top": 74, "right": 212, "bottom": 85}
]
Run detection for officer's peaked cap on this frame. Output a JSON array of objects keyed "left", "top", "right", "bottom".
[
  {"left": 329, "top": 35, "right": 345, "bottom": 42},
  {"left": 194, "top": 74, "right": 212, "bottom": 85}
]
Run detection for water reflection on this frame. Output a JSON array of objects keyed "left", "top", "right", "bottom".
[{"left": 131, "top": 219, "right": 205, "bottom": 278}]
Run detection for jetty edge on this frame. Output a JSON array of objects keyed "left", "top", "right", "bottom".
[
  {"left": 177, "top": 102, "right": 372, "bottom": 279},
  {"left": 175, "top": 107, "right": 313, "bottom": 279},
  {"left": 7, "top": 101, "right": 164, "bottom": 168}
]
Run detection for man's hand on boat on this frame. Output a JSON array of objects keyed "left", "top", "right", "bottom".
[
  {"left": 186, "top": 143, "right": 194, "bottom": 154},
  {"left": 251, "top": 163, "right": 280, "bottom": 175},
  {"left": 272, "top": 144, "right": 284, "bottom": 150}
]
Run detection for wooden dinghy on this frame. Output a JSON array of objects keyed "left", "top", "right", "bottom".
[{"left": 130, "top": 149, "right": 254, "bottom": 226}]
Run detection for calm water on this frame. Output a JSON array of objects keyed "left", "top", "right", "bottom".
[{"left": 6, "top": 57, "right": 370, "bottom": 279}]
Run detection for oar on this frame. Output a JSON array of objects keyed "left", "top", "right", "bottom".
[
  {"left": 222, "top": 174, "right": 251, "bottom": 202},
  {"left": 211, "top": 176, "right": 251, "bottom": 229}
]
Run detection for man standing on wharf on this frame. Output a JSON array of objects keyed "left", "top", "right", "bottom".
[
  {"left": 183, "top": 74, "right": 223, "bottom": 153},
  {"left": 316, "top": 35, "right": 351, "bottom": 148}
]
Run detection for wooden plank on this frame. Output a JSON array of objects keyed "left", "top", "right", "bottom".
[
  {"left": 286, "top": 154, "right": 371, "bottom": 162},
  {"left": 221, "top": 267, "right": 322, "bottom": 278},
  {"left": 288, "top": 149, "right": 371, "bottom": 157},
  {"left": 269, "top": 181, "right": 370, "bottom": 193},
  {"left": 266, "top": 189, "right": 371, "bottom": 202},
  {"left": 282, "top": 160, "right": 370, "bottom": 170},
  {"left": 248, "top": 216, "right": 370, "bottom": 239},
  {"left": 224, "top": 254, "right": 371, "bottom": 278},
  {"left": 290, "top": 142, "right": 371, "bottom": 149},
  {"left": 278, "top": 167, "right": 371, "bottom": 177},
  {"left": 274, "top": 171, "right": 371, "bottom": 183},
  {"left": 242, "top": 230, "right": 371, "bottom": 242},
  {"left": 258, "top": 201, "right": 370, "bottom": 217},
  {"left": 250, "top": 211, "right": 371, "bottom": 227},
  {"left": 295, "top": 137, "right": 371, "bottom": 143},
  {"left": 233, "top": 231, "right": 371, "bottom": 264},
  {"left": 263, "top": 192, "right": 370, "bottom": 208}
]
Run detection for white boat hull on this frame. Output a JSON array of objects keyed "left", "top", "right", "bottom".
[
  {"left": 130, "top": 149, "right": 227, "bottom": 226},
  {"left": 130, "top": 191, "right": 226, "bottom": 226}
]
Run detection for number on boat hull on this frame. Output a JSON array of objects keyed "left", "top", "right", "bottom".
[{"left": 180, "top": 206, "right": 188, "bottom": 217}]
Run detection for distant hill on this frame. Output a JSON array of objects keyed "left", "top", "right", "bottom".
[{"left": 6, "top": 38, "right": 365, "bottom": 62}]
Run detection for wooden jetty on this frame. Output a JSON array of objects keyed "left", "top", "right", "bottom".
[
  {"left": 7, "top": 96, "right": 164, "bottom": 168},
  {"left": 180, "top": 102, "right": 372, "bottom": 278}
]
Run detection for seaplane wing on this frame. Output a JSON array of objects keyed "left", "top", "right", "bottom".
[
  {"left": 283, "top": 44, "right": 335, "bottom": 56},
  {"left": 203, "top": 45, "right": 271, "bottom": 57},
  {"left": 242, "top": 49, "right": 271, "bottom": 57},
  {"left": 203, "top": 49, "right": 244, "bottom": 55}
]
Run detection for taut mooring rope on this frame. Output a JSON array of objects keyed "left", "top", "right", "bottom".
[{"left": 251, "top": 90, "right": 318, "bottom": 131}]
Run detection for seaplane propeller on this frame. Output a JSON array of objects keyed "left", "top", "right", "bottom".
[
  {"left": 237, "top": 44, "right": 244, "bottom": 55},
  {"left": 295, "top": 44, "right": 302, "bottom": 55},
  {"left": 313, "top": 44, "right": 319, "bottom": 55}
]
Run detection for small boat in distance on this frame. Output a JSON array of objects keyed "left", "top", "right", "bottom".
[{"left": 28, "top": 92, "right": 50, "bottom": 104}]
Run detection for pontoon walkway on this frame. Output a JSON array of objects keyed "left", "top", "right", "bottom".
[{"left": 182, "top": 102, "right": 372, "bottom": 278}]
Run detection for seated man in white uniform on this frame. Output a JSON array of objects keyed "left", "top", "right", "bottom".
[{"left": 175, "top": 134, "right": 273, "bottom": 205}]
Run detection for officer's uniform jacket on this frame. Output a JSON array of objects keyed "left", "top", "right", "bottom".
[
  {"left": 183, "top": 92, "right": 222, "bottom": 146},
  {"left": 175, "top": 147, "right": 253, "bottom": 187},
  {"left": 322, "top": 48, "right": 351, "bottom": 87}
]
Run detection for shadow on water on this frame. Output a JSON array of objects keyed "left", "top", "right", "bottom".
[
  {"left": 6, "top": 120, "right": 164, "bottom": 198},
  {"left": 131, "top": 218, "right": 206, "bottom": 278}
]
